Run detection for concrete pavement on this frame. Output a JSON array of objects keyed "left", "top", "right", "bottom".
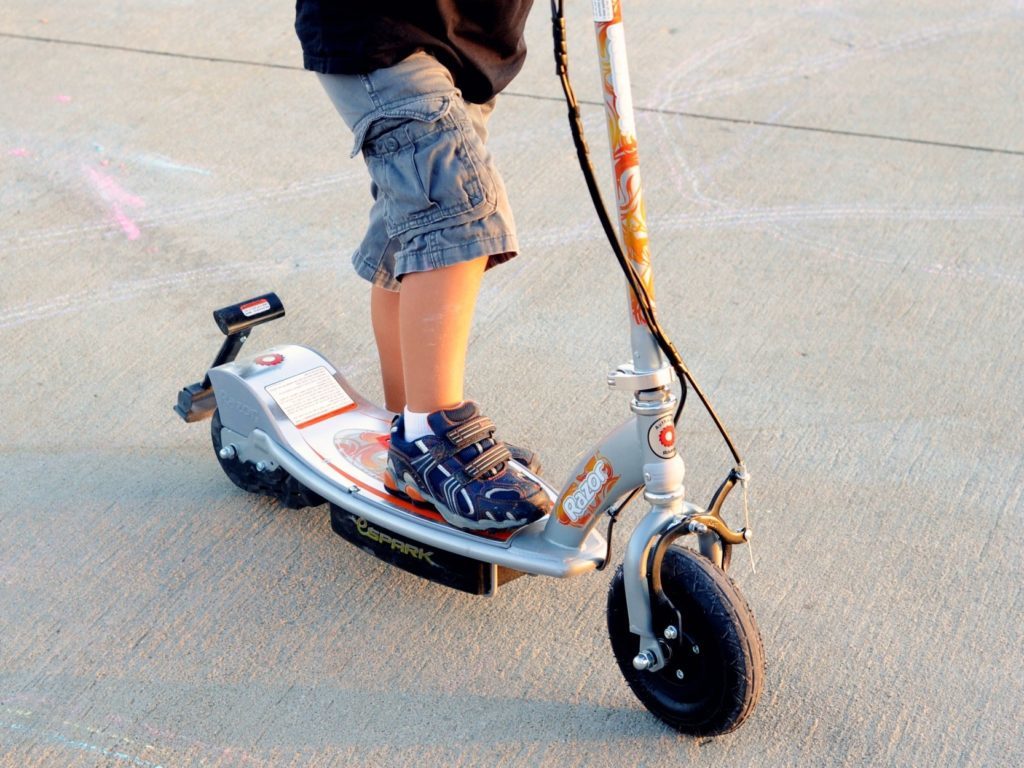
[{"left": 1, "top": 1, "right": 1022, "bottom": 766}]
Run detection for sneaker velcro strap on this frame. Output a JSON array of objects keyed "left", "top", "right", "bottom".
[
  {"left": 463, "top": 443, "right": 511, "bottom": 479},
  {"left": 445, "top": 416, "right": 496, "bottom": 450}
]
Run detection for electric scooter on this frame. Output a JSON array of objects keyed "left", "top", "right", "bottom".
[{"left": 174, "top": 0, "right": 764, "bottom": 736}]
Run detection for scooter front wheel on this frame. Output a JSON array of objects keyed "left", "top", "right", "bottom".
[{"left": 607, "top": 546, "right": 764, "bottom": 736}]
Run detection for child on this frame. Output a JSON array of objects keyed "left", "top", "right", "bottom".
[{"left": 295, "top": 2, "right": 551, "bottom": 532}]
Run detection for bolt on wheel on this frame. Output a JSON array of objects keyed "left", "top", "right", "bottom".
[{"left": 607, "top": 545, "right": 764, "bottom": 736}]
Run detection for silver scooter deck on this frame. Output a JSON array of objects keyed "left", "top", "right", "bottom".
[{"left": 210, "top": 344, "right": 607, "bottom": 579}]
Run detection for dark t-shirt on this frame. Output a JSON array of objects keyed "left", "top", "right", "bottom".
[{"left": 295, "top": 1, "right": 535, "bottom": 104}]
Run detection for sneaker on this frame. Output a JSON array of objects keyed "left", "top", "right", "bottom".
[
  {"left": 388, "top": 414, "right": 542, "bottom": 474},
  {"left": 385, "top": 402, "right": 551, "bottom": 532}
]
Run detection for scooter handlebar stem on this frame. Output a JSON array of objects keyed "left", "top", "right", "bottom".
[{"left": 592, "top": 0, "right": 662, "bottom": 374}]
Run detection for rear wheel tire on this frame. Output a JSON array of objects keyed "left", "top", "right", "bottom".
[
  {"left": 607, "top": 546, "right": 764, "bottom": 736},
  {"left": 211, "top": 409, "right": 324, "bottom": 509}
]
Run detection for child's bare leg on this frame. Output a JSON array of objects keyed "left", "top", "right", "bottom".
[
  {"left": 384, "top": 254, "right": 549, "bottom": 531},
  {"left": 399, "top": 256, "right": 487, "bottom": 413},
  {"left": 370, "top": 284, "right": 405, "bottom": 412}
]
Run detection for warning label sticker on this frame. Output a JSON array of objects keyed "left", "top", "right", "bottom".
[
  {"left": 241, "top": 298, "right": 270, "bottom": 317},
  {"left": 265, "top": 367, "right": 355, "bottom": 428}
]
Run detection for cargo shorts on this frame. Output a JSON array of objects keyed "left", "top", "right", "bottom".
[{"left": 317, "top": 51, "right": 518, "bottom": 290}]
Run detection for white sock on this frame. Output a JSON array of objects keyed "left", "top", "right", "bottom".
[{"left": 403, "top": 407, "right": 433, "bottom": 441}]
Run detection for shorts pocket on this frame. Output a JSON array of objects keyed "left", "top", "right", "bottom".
[{"left": 361, "top": 96, "right": 495, "bottom": 238}]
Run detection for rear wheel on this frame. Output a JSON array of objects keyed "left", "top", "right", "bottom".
[
  {"left": 607, "top": 546, "right": 764, "bottom": 735},
  {"left": 210, "top": 409, "right": 324, "bottom": 509}
]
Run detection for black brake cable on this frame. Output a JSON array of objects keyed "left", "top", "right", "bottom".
[{"left": 550, "top": 0, "right": 743, "bottom": 471}]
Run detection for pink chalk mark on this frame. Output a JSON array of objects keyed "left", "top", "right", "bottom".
[
  {"left": 83, "top": 165, "right": 145, "bottom": 240},
  {"left": 56, "top": 94, "right": 72, "bottom": 103},
  {"left": 110, "top": 204, "right": 141, "bottom": 239},
  {"left": 8, "top": 148, "right": 30, "bottom": 158}
]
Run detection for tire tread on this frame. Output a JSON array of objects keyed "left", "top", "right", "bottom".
[{"left": 607, "top": 546, "right": 764, "bottom": 735}]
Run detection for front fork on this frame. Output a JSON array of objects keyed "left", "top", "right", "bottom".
[
  {"left": 620, "top": 385, "right": 687, "bottom": 672},
  {"left": 621, "top": 389, "right": 750, "bottom": 673}
]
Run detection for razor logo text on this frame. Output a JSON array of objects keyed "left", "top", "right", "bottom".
[{"left": 557, "top": 454, "right": 620, "bottom": 527}]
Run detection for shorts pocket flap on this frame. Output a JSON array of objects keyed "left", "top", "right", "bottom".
[{"left": 349, "top": 95, "right": 452, "bottom": 157}]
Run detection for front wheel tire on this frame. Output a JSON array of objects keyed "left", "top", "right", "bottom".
[{"left": 607, "top": 546, "right": 764, "bottom": 736}]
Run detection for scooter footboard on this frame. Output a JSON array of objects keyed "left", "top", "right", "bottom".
[
  {"left": 206, "top": 343, "right": 608, "bottom": 585},
  {"left": 254, "top": 426, "right": 608, "bottom": 579},
  {"left": 329, "top": 506, "right": 525, "bottom": 596}
]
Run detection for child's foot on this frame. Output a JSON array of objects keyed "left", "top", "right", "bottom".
[
  {"left": 388, "top": 414, "right": 542, "bottom": 474},
  {"left": 385, "top": 402, "right": 551, "bottom": 532}
]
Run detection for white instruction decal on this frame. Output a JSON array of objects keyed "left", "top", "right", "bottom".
[
  {"left": 266, "top": 366, "right": 354, "bottom": 427},
  {"left": 592, "top": 0, "right": 614, "bottom": 22}
]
